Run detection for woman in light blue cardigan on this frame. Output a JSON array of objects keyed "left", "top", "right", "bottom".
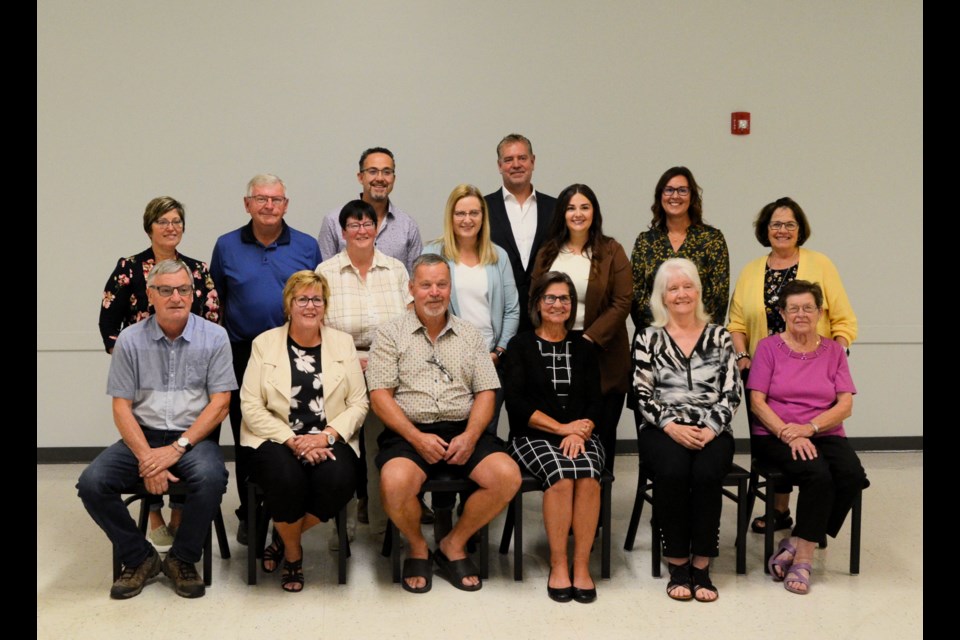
[{"left": 423, "top": 184, "right": 520, "bottom": 431}]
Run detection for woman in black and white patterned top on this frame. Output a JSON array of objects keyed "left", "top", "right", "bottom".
[
  {"left": 503, "top": 272, "right": 604, "bottom": 604},
  {"left": 633, "top": 258, "right": 740, "bottom": 603}
]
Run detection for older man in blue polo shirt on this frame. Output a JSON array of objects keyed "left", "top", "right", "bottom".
[
  {"left": 78, "top": 259, "right": 236, "bottom": 599},
  {"left": 210, "top": 174, "right": 322, "bottom": 541}
]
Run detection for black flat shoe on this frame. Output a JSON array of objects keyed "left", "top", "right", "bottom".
[
  {"left": 572, "top": 586, "right": 597, "bottom": 604},
  {"left": 548, "top": 585, "right": 574, "bottom": 602}
]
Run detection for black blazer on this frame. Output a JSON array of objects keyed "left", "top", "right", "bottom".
[
  {"left": 485, "top": 189, "right": 557, "bottom": 332},
  {"left": 503, "top": 331, "right": 603, "bottom": 446}
]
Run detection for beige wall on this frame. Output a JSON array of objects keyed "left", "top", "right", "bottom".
[{"left": 37, "top": 0, "right": 922, "bottom": 447}]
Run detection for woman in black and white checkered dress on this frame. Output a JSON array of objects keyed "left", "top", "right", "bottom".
[{"left": 503, "top": 272, "right": 605, "bottom": 604}]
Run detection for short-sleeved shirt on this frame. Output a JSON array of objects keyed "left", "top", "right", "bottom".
[
  {"left": 365, "top": 310, "right": 500, "bottom": 424},
  {"left": 315, "top": 250, "right": 412, "bottom": 350},
  {"left": 210, "top": 221, "right": 322, "bottom": 343},
  {"left": 317, "top": 200, "right": 423, "bottom": 274},
  {"left": 107, "top": 314, "right": 237, "bottom": 431},
  {"left": 746, "top": 334, "right": 857, "bottom": 438}
]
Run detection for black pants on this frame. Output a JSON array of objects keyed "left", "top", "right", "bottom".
[
  {"left": 250, "top": 441, "right": 358, "bottom": 523},
  {"left": 638, "top": 427, "right": 734, "bottom": 558},
  {"left": 229, "top": 340, "right": 254, "bottom": 521},
  {"left": 752, "top": 435, "right": 866, "bottom": 542}
]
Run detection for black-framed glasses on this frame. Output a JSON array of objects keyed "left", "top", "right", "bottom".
[
  {"left": 294, "top": 296, "right": 325, "bottom": 308},
  {"left": 662, "top": 187, "right": 690, "bottom": 197},
  {"left": 541, "top": 294, "right": 572, "bottom": 306},
  {"left": 345, "top": 221, "right": 376, "bottom": 232},
  {"left": 149, "top": 285, "right": 193, "bottom": 297}
]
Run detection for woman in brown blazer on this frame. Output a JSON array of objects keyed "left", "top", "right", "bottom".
[{"left": 531, "top": 184, "right": 632, "bottom": 471}]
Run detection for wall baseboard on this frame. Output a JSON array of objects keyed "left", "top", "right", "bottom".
[{"left": 38, "top": 436, "right": 923, "bottom": 464}]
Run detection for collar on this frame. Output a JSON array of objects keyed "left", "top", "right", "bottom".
[
  {"left": 359, "top": 194, "right": 397, "bottom": 220},
  {"left": 334, "top": 249, "right": 392, "bottom": 273},
  {"left": 146, "top": 313, "right": 194, "bottom": 343},
  {"left": 402, "top": 308, "right": 459, "bottom": 338},
  {"left": 239, "top": 220, "right": 292, "bottom": 247},
  {"left": 501, "top": 186, "right": 538, "bottom": 204}
]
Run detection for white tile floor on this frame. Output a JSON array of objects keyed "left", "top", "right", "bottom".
[{"left": 38, "top": 452, "right": 922, "bottom": 640}]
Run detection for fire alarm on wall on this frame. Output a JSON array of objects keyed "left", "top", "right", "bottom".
[{"left": 731, "top": 112, "right": 750, "bottom": 135}]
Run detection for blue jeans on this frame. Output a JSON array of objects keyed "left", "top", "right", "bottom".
[{"left": 77, "top": 429, "right": 228, "bottom": 566}]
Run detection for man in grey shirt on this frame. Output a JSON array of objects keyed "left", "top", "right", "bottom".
[
  {"left": 317, "top": 147, "right": 423, "bottom": 274},
  {"left": 366, "top": 254, "right": 521, "bottom": 594},
  {"left": 78, "top": 260, "right": 235, "bottom": 600}
]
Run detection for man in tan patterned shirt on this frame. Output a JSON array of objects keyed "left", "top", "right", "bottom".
[{"left": 367, "top": 254, "right": 521, "bottom": 594}]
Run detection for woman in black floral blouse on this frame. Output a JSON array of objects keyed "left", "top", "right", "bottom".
[
  {"left": 98, "top": 196, "right": 220, "bottom": 545},
  {"left": 99, "top": 196, "right": 219, "bottom": 353},
  {"left": 630, "top": 167, "right": 729, "bottom": 330}
]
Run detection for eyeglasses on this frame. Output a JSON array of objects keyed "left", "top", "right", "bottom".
[
  {"left": 361, "top": 168, "right": 395, "bottom": 178},
  {"left": 149, "top": 285, "right": 193, "bottom": 297},
  {"left": 769, "top": 221, "right": 799, "bottom": 231},
  {"left": 294, "top": 296, "right": 325, "bottom": 308},
  {"left": 427, "top": 355, "right": 453, "bottom": 382},
  {"left": 542, "top": 294, "right": 572, "bottom": 306},
  {"left": 785, "top": 304, "right": 819, "bottom": 315},
  {"left": 662, "top": 187, "right": 690, "bottom": 197},
  {"left": 154, "top": 219, "right": 183, "bottom": 229},
  {"left": 345, "top": 221, "right": 376, "bottom": 232},
  {"left": 247, "top": 195, "right": 287, "bottom": 206},
  {"left": 453, "top": 210, "right": 482, "bottom": 219}
]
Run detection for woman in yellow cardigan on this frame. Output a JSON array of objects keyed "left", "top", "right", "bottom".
[
  {"left": 240, "top": 271, "right": 368, "bottom": 592},
  {"left": 727, "top": 197, "right": 856, "bottom": 533}
]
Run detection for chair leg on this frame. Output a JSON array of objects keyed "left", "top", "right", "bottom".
[
  {"left": 247, "top": 482, "right": 258, "bottom": 585},
  {"left": 624, "top": 469, "right": 645, "bottom": 551},
  {"left": 850, "top": 489, "right": 862, "bottom": 575},
  {"left": 336, "top": 505, "right": 348, "bottom": 585},
  {"left": 735, "top": 476, "right": 748, "bottom": 575},
  {"left": 499, "top": 502, "right": 515, "bottom": 555},
  {"left": 203, "top": 525, "right": 213, "bottom": 586},
  {"left": 764, "top": 482, "right": 776, "bottom": 574},
  {"left": 601, "top": 475, "right": 612, "bottom": 579},
  {"left": 214, "top": 508, "right": 230, "bottom": 560},
  {"left": 513, "top": 492, "right": 524, "bottom": 581},
  {"left": 651, "top": 511, "right": 661, "bottom": 578},
  {"left": 381, "top": 521, "right": 393, "bottom": 558}
]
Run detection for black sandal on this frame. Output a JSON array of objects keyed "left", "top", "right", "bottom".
[
  {"left": 751, "top": 508, "right": 793, "bottom": 534},
  {"left": 666, "top": 562, "right": 693, "bottom": 601},
  {"left": 691, "top": 565, "right": 719, "bottom": 602},
  {"left": 261, "top": 532, "right": 284, "bottom": 574},
  {"left": 281, "top": 558, "right": 304, "bottom": 593}
]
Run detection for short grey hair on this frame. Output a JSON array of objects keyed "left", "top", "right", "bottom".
[
  {"left": 411, "top": 253, "right": 450, "bottom": 280},
  {"left": 146, "top": 259, "right": 192, "bottom": 287},
  {"left": 246, "top": 173, "right": 286, "bottom": 197},
  {"left": 649, "top": 258, "right": 711, "bottom": 328}
]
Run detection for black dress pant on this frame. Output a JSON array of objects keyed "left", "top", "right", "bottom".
[
  {"left": 752, "top": 435, "right": 866, "bottom": 542},
  {"left": 638, "top": 427, "right": 734, "bottom": 558},
  {"left": 229, "top": 339, "right": 254, "bottom": 521}
]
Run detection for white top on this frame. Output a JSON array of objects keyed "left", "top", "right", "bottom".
[
  {"left": 550, "top": 250, "right": 591, "bottom": 330},
  {"left": 502, "top": 186, "right": 540, "bottom": 270},
  {"left": 454, "top": 262, "right": 495, "bottom": 350}
]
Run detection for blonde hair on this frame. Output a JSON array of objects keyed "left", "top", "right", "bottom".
[
  {"left": 437, "top": 184, "right": 498, "bottom": 266},
  {"left": 282, "top": 271, "right": 330, "bottom": 318}
]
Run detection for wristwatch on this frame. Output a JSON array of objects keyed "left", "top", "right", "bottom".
[
  {"left": 324, "top": 431, "right": 336, "bottom": 447},
  {"left": 176, "top": 436, "right": 193, "bottom": 452}
]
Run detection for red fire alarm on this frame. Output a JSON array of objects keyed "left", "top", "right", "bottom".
[{"left": 731, "top": 112, "right": 751, "bottom": 135}]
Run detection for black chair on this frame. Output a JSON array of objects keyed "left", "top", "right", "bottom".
[
  {"left": 113, "top": 483, "right": 230, "bottom": 586},
  {"left": 747, "top": 455, "right": 864, "bottom": 575},
  {"left": 623, "top": 460, "right": 750, "bottom": 576},
  {"left": 497, "top": 469, "right": 614, "bottom": 581},
  {"left": 245, "top": 481, "right": 350, "bottom": 585},
  {"left": 381, "top": 473, "right": 489, "bottom": 584}
]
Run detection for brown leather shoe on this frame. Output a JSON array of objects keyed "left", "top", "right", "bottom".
[
  {"left": 161, "top": 554, "right": 205, "bottom": 598},
  {"left": 110, "top": 547, "right": 161, "bottom": 599}
]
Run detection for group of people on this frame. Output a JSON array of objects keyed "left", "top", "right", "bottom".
[{"left": 80, "top": 134, "right": 867, "bottom": 602}]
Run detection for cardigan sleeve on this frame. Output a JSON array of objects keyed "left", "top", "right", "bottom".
[
  {"left": 584, "top": 239, "right": 632, "bottom": 348},
  {"left": 726, "top": 264, "right": 751, "bottom": 336},
  {"left": 818, "top": 254, "right": 858, "bottom": 346},
  {"left": 497, "top": 251, "right": 520, "bottom": 350}
]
